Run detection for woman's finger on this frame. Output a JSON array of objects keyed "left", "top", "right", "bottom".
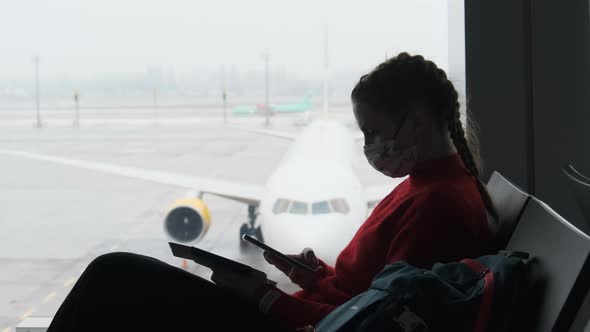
[
  {"left": 289, "top": 267, "right": 318, "bottom": 288},
  {"left": 314, "top": 266, "right": 324, "bottom": 276},
  {"left": 288, "top": 266, "right": 302, "bottom": 284},
  {"left": 286, "top": 254, "right": 299, "bottom": 261},
  {"left": 264, "top": 252, "right": 292, "bottom": 274},
  {"left": 302, "top": 248, "right": 318, "bottom": 267}
]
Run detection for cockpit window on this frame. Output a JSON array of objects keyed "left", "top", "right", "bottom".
[
  {"left": 272, "top": 199, "right": 290, "bottom": 214},
  {"left": 312, "top": 201, "right": 331, "bottom": 214},
  {"left": 273, "top": 198, "right": 348, "bottom": 215},
  {"left": 289, "top": 201, "right": 308, "bottom": 215},
  {"left": 330, "top": 198, "right": 350, "bottom": 214}
]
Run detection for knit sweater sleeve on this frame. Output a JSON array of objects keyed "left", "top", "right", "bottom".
[
  {"left": 266, "top": 257, "right": 347, "bottom": 327},
  {"left": 317, "top": 258, "right": 335, "bottom": 276},
  {"left": 289, "top": 256, "right": 350, "bottom": 306}
]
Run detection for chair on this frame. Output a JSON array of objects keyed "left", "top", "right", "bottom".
[
  {"left": 506, "top": 197, "right": 590, "bottom": 332},
  {"left": 562, "top": 164, "right": 590, "bottom": 230},
  {"left": 486, "top": 171, "right": 530, "bottom": 250}
]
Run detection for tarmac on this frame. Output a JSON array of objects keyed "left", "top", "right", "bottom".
[{"left": 0, "top": 107, "right": 385, "bottom": 330}]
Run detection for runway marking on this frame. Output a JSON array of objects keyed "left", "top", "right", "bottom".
[
  {"left": 42, "top": 291, "right": 57, "bottom": 304},
  {"left": 20, "top": 308, "right": 34, "bottom": 320},
  {"left": 63, "top": 277, "right": 76, "bottom": 288}
]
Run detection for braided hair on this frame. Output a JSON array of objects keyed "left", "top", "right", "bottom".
[{"left": 352, "top": 52, "right": 499, "bottom": 222}]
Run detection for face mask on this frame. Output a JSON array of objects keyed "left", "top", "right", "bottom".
[
  {"left": 364, "top": 139, "right": 417, "bottom": 178},
  {"left": 362, "top": 111, "right": 417, "bottom": 178}
]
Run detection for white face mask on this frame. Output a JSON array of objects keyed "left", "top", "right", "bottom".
[{"left": 364, "top": 139, "right": 417, "bottom": 178}]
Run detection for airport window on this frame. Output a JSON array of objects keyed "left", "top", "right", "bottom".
[
  {"left": 289, "top": 201, "right": 309, "bottom": 215},
  {"left": 330, "top": 198, "right": 350, "bottom": 214},
  {"left": 272, "top": 199, "right": 290, "bottom": 214},
  {"left": 2, "top": 1, "right": 455, "bottom": 328},
  {"left": 312, "top": 201, "right": 331, "bottom": 215}
]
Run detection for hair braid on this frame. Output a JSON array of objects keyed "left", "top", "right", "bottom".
[
  {"left": 448, "top": 109, "right": 479, "bottom": 177},
  {"left": 448, "top": 107, "right": 499, "bottom": 222}
]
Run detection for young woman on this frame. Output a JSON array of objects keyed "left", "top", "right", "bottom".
[{"left": 47, "top": 53, "right": 497, "bottom": 332}]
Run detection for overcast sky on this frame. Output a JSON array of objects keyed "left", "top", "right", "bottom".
[{"left": 1, "top": 0, "right": 450, "bottom": 78}]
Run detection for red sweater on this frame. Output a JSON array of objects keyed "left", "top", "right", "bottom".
[{"left": 266, "top": 153, "right": 495, "bottom": 327}]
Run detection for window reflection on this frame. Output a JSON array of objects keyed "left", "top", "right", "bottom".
[
  {"left": 289, "top": 201, "right": 308, "bottom": 215},
  {"left": 330, "top": 198, "right": 350, "bottom": 214},
  {"left": 272, "top": 199, "right": 290, "bottom": 214},
  {"left": 312, "top": 201, "right": 330, "bottom": 214}
]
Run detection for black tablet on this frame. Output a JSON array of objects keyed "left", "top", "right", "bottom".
[
  {"left": 168, "top": 242, "right": 266, "bottom": 278},
  {"left": 242, "top": 234, "right": 317, "bottom": 273}
]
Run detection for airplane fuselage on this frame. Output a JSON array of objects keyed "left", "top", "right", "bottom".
[{"left": 259, "top": 120, "right": 368, "bottom": 262}]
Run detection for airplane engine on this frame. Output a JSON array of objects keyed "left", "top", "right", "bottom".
[{"left": 164, "top": 198, "right": 211, "bottom": 244}]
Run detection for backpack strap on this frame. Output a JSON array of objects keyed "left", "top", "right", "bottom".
[
  {"left": 462, "top": 259, "right": 495, "bottom": 332},
  {"left": 383, "top": 298, "right": 429, "bottom": 332}
]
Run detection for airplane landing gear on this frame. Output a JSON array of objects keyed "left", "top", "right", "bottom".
[{"left": 240, "top": 205, "right": 264, "bottom": 252}]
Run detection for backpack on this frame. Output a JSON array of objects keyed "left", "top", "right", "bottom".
[{"left": 314, "top": 251, "right": 530, "bottom": 332}]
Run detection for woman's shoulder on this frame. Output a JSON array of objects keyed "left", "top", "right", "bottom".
[
  {"left": 415, "top": 175, "right": 486, "bottom": 217},
  {"left": 372, "top": 177, "right": 411, "bottom": 209}
]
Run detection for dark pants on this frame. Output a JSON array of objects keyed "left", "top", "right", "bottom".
[{"left": 47, "top": 252, "right": 294, "bottom": 332}]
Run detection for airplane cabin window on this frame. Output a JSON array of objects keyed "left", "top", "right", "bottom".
[
  {"left": 289, "top": 201, "right": 309, "bottom": 215},
  {"left": 330, "top": 198, "right": 351, "bottom": 214},
  {"left": 312, "top": 201, "right": 331, "bottom": 214},
  {"left": 272, "top": 199, "right": 291, "bottom": 214}
]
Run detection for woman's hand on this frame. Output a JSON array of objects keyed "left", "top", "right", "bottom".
[
  {"left": 264, "top": 248, "right": 325, "bottom": 290},
  {"left": 210, "top": 268, "right": 271, "bottom": 302}
]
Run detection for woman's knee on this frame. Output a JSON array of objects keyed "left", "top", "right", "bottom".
[{"left": 85, "top": 252, "right": 147, "bottom": 278}]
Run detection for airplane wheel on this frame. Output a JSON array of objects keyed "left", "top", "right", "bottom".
[
  {"left": 240, "top": 239, "right": 250, "bottom": 252},
  {"left": 253, "top": 226, "right": 264, "bottom": 243},
  {"left": 239, "top": 223, "right": 264, "bottom": 252},
  {"left": 240, "top": 223, "right": 254, "bottom": 252}
]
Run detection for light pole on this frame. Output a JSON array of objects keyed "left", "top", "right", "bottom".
[
  {"left": 222, "top": 66, "right": 227, "bottom": 124},
  {"left": 33, "top": 55, "right": 42, "bottom": 128},
  {"left": 262, "top": 52, "right": 270, "bottom": 126},
  {"left": 323, "top": 27, "right": 329, "bottom": 115},
  {"left": 222, "top": 87, "right": 227, "bottom": 124},
  {"left": 73, "top": 90, "right": 80, "bottom": 127}
]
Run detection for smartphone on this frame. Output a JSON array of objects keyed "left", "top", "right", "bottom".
[{"left": 242, "top": 234, "right": 317, "bottom": 273}]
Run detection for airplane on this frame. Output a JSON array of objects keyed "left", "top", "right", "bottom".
[
  {"left": 0, "top": 120, "right": 402, "bottom": 263},
  {"left": 232, "top": 94, "right": 313, "bottom": 116}
]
